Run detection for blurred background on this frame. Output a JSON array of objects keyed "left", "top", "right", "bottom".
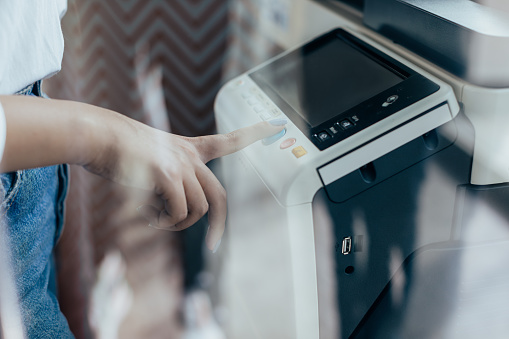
[
  {"left": 44, "top": 0, "right": 283, "bottom": 338},
  {"left": 37, "top": 0, "right": 509, "bottom": 338}
]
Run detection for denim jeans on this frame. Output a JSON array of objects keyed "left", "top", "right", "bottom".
[{"left": 0, "top": 81, "right": 73, "bottom": 338}]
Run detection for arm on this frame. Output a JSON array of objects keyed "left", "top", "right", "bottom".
[{"left": 0, "top": 95, "right": 286, "bottom": 250}]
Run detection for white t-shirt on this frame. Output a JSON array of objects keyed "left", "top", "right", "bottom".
[
  {"left": 0, "top": 0, "right": 67, "bottom": 95},
  {"left": 0, "top": 0, "right": 66, "bottom": 162}
]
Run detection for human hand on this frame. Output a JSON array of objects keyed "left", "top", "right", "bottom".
[
  {"left": 0, "top": 95, "right": 286, "bottom": 251},
  {"left": 85, "top": 115, "right": 287, "bottom": 252}
]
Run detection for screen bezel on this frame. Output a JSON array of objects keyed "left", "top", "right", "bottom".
[{"left": 249, "top": 28, "right": 440, "bottom": 151}]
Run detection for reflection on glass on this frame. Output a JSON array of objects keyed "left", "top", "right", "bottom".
[{"left": 309, "top": 113, "right": 509, "bottom": 338}]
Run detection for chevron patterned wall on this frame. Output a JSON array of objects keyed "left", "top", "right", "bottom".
[
  {"left": 44, "top": 1, "right": 283, "bottom": 338},
  {"left": 49, "top": 0, "right": 231, "bottom": 136}
]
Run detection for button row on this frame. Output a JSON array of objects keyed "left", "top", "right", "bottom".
[
  {"left": 235, "top": 81, "right": 307, "bottom": 159},
  {"left": 314, "top": 116, "right": 359, "bottom": 144},
  {"left": 281, "top": 138, "right": 307, "bottom": 159},
  {"left": 241, "top": 88, "right": 282, "bottom": 121},
  {"left": 261, "top": 134, "right": 307, "bottom": 159}
]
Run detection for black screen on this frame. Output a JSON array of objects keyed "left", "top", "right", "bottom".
[{"left": 250, "top": 35, "right": 405, "bottom": 128}]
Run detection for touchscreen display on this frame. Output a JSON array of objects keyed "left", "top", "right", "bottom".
[{"left": 250, "top": 35, "right": 405, "bottom": 128}]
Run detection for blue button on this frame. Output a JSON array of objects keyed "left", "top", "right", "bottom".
[{"left": 262, "top": 128, "right": 287, "bottom": 146}]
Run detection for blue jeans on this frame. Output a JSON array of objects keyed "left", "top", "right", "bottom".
[{"left": 0, "top": 82, "right": 73, "bottom": 338}]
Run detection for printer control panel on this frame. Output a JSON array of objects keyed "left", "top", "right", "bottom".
[{"left": 214, "top": 27, "right": 459, "bottom": 205}]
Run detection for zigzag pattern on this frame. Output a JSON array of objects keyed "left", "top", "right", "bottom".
[{"left": 50, "top": 0, "right": 229, "bottom": 136}]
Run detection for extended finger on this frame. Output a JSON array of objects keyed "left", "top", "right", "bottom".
[{"left": 195, "top": 119, "right": 287, "bottom": 163}]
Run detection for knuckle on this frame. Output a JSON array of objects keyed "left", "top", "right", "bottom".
[
  {"left": 191, "top": 136, "right": 209, "bottom": 155},
  {"left": 226, "top": 130, "right": 239, "bottom": 142},
  {"left": 175, "top": 211, "right": 189, "bottom": 223},
  {"left": 164, "top": 165, "right": 181, "bottom": 180},
  {"left": 225, "top": 131, "right": 240, "bottom": 151},
  {"left": 180, "top": 138, "right": 200, "bottom": 157},
  {"left": 183, "top": 144, "right": 199, "bottom": 159},
  {"left": 167, "top": 207, "right": 188, "bottom": 224},
  {"left": 196, "top": 200, "right": 209, "bottom": 216}
]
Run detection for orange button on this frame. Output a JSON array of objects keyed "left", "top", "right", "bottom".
[
  {"left": 280, "top": 138, "right": 297, "bottom": 150},
  {"left": 292, "top": 146, "right": 307, "bottom": 158}
]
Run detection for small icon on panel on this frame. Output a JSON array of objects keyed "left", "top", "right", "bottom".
[
  {"left": 316, "top": 131, "right": 331, "bottom": 142},
  {"left": 329, "top": 126, "right": 339, "bottom": 135},
  {"left": 338, "top": 119, "right": 353, "bottom": 130},
  {"left": 292, "top": 146, "right": 307, "bottom": 158},
  {"left": 382, "top": 95, "right": 399, "bottom": 107}
]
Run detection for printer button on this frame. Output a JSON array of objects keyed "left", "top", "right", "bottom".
[
  {"left": 292, "top": 146, "right": 307, "bottom": 158},
  {"left": 259, "top": 110, "right": 272, "bottom": 120},
  {"left": 269, "top": 107, "right": 282, "bottom": 117},
  {"left": 280, "top": 138, "right": 297, "bottom": 150},
  {"left": 315, "top": 130, "right": 332, "bottom": 143},
  {"left": 253, "top": 105, "right": 265, "bottom": 113},
  {"left": 262, "top": 128, "right": 287, "bottom": 145},
  {"left": 328, "top": 126, "right": 340, "bottom": 135},
  {"left": 338, "top": 119, "right": 354, "bottom": 130}
]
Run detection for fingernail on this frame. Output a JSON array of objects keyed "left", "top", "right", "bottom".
[
  {"left": 213, "top": 238, "right": 222, "bottom": 254},
  {"left": 269, "top": 118, "right": 288, "bottom": 126}
]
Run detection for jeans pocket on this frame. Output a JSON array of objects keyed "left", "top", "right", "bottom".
[{"left": 0, "top": 170, "right": 23, "bottom": 212}]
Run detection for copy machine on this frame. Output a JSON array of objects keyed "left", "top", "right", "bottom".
[{"left": 213, "top": 1, "right": 509, "bottom": 338}]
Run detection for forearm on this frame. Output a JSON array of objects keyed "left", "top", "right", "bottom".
[
  {"left": 0, "top": 95, "right": 127, "bottom": 173},
  {"left": 0, "top": 94, "right": 287, "bottom": 250}
]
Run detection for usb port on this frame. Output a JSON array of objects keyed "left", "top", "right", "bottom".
[{"left": 342, "top": 237, "right": 352, "bottom": 255}]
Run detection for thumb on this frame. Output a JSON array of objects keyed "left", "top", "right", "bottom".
[{"left": 195, "top": 118, "right": 287, "bottom": 163}]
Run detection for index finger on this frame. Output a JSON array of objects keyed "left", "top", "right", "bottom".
[{"left": 195, "top": 118, "right": 287, "bottom": 163}]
